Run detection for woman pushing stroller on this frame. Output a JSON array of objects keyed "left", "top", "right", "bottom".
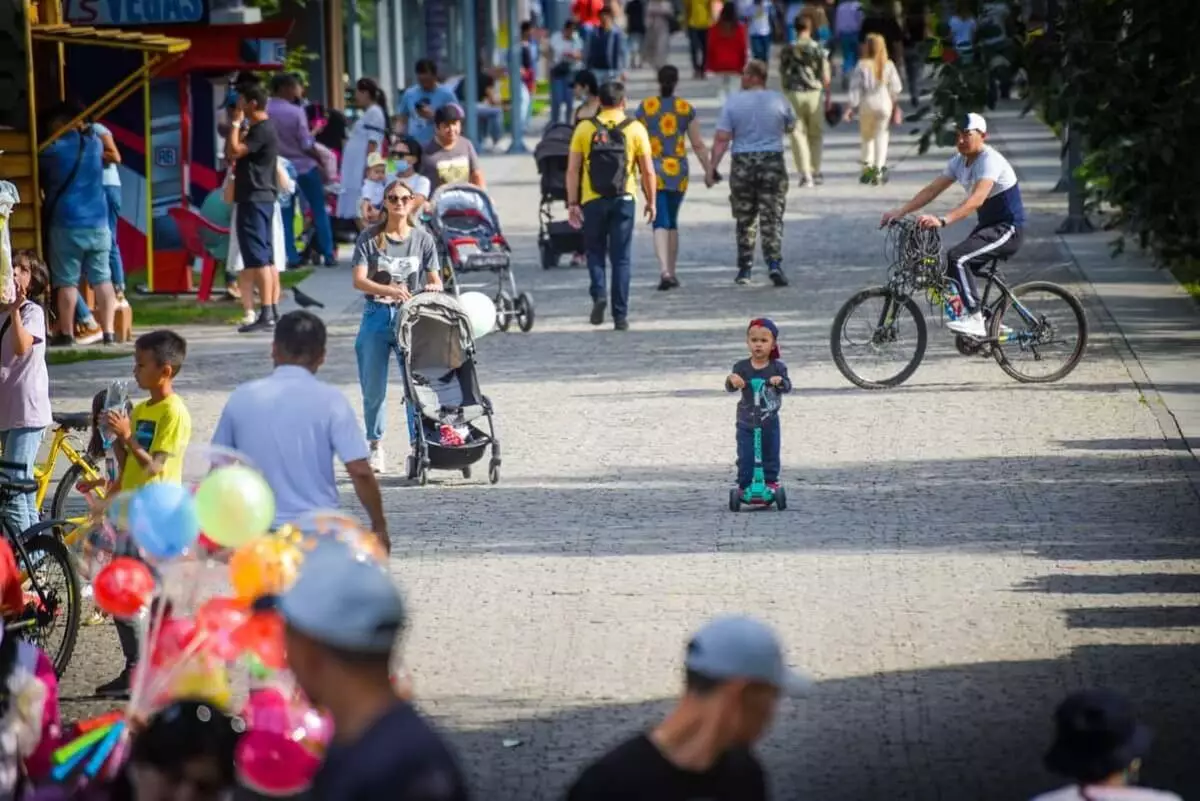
[{"left": 351, "top": 178, "right": 443, "bottom": 474}]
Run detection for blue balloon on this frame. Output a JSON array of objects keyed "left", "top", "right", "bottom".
[{"left": 128, "top": 482, "right": 200, "bottom": 559}]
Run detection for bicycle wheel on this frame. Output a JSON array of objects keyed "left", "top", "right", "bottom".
[
  {"left": 50, "top": 459, "right": 103, "bottom": 529},
  {"left": 991, "top": 281, "right": 1088, "bottom": 383},
  {"left": 830, "top": 287, "right": 928, "bottom": 389},
  {"left": 16, "top": 532, "right": 82, "bottom": 676}
]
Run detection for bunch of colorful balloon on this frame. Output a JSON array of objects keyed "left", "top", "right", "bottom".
[{"left": 54, "top": 447, "right": 387, "bottom": 795}]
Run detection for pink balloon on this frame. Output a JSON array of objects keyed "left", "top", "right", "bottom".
[
  {"left": 241, "top": 687, "right": 291, "bottom": 736},
  {"left": 235, "top": 731, "right": 321, "bottom": 797}
]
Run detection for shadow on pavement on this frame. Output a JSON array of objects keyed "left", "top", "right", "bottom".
[{"left": 438, "top": 643, "right": 1200, "bottom": 801}]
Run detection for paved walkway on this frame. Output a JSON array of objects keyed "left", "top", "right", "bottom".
[{"left": 46, "top": 55, "right": 1200, "bottom": 801}]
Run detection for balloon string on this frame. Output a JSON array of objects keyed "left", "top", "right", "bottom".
[
  {"left": 137, "top": 629, "right": 212, "bottom": 713},
  {"left": 127, "top": 591, "right": 171, "bottom": 716}
]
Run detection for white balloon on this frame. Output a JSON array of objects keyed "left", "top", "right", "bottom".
[{"left": 459, "top": 291, "right": 497, "bottom": 341}]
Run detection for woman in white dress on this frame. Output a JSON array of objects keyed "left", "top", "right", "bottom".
[
  {"left": 224, "top": 158, "right": 297, "bottom": 325},
  {"left": 335, "top": 78, "right": 391, "bottom": 224}
]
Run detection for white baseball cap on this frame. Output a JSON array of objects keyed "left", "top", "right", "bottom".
[
  {"left": 959, "top": 113, "right": 988, "bottom": 134},
  {"left": 684, "top": 615, "right": 813, "bottom": 696}
]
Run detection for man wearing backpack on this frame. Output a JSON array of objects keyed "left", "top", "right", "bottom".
[{"left": 565, "top": 81, "right": 655, "bottom": 331}]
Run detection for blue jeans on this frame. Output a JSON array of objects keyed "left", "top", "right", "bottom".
[
  {"left": 284, "top": 167, "right": 334, "bottom": 265},
  {"left": 354, "top": 301, "right": 416, "bottom": 444},
  {"left": 476, "top": 106, "right": 504, "bottom": 147},
  {"left": 750, "top": 34, "right": 772, "bottom": 63},
  {"left": 0, "top": 427, "right": 44, "bottom": 536},
  {"left": 104, "top": 185, "right": 125, "bottom": 290},
  {"left": 736, "top": 419, "right": 780, "bottom": 488},
  {"left": 652, "top": 189, "right": 685, "bottom": 230},
  {"left": 840, "top": 32, "right": 860, "bottom": 73},
  {"left": 582, "top": 196, "right": 635, "bottom": 321},
  {"left": 550, "top": 76, "right": 574, "bottom": 125}
]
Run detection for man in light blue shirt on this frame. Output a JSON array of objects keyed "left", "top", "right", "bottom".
[
  {"left": 397, "top": 59, "right": 459, "bottom": 147},
  {"left": 211, "top": 311, "right": 389, "bottom": 547},
  {"left": 38, "top": 102, "right": 118, "bottom": 345},
  {"left": 707, "top": 60, "right": 795, "bottom": 287}
]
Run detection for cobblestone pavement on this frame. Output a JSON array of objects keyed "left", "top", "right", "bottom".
[{"left": 46, "top": 59, "right": 1200, "bottom": 801}]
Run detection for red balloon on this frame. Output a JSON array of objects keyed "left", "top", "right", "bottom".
[
  {"left": 233, "top": 611, "right": 287, "bottom": 670},
  {"left": 93, "top": 557, "right": 156, "bottom": 618},
  {"left": 197, "top": 533, "right": 222, "bottom": 553},
  {"left": 196, "top": 597, "right": 250, "bottom": 661},
  {"left": 236, "top": 731, "right": 320, "bottom": 797},
  {"left": 150, "top": 615, "right": 198, "bottom": 667}
]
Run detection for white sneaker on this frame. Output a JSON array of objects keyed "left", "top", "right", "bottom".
[
  {"left": 240, "top": 310, "right": 257, "bottom": 326},
  {"left": 368, "top": 444, "right": 386, "bottom": 474},
  {"left": 947, "top": 311, "right": 988, "bottom": 339}
]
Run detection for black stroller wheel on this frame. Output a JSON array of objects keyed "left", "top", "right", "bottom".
[
  {"left": 495, "top": 293, "right": 513, "bottom": 332},
  {"left": 462, "top": 466, "right": 472, "bottom": 479},
  {"left": 488, "top": 462, "right": 500, "bottom": 484},
  {"left": 418, "top": 467, "right": 429, "bottom": 486},
  {"left": 775, "top": 485, "right": 787, "bottom": 511},
  {"left": 515, "top": 293, "right": 535, "bottom": 332},
  {"left": 405, "top": 455, "right": 417, "bottom": 480}
]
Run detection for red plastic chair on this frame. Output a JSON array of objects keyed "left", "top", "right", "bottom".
[{"left": 167, "top": 206, "right": 228, "bottom": 302}]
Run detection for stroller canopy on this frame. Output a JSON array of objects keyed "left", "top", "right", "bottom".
[
  {"left": 397, "top": 292, "right": 474, "bottom": 370},
  {"left": 534, "top": 123, "right": 575, "bottom": 168},
  {"left": 429, "top": 183, "right": 502, "bottom": 231}
]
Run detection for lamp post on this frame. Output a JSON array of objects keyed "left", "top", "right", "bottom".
[
  {"left": 506, "top": 0, "right": 528, "bottom": 154},
  {"left": 1050, "top": 0, "right": 1092, "bottom": 234},
  {"left": 463, "top": 0, "right": 480, "bottom": 146}
]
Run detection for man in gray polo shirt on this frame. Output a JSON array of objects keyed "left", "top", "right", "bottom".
[
  {"left": 211, "top": 311, "right": 388, "bottom": 548},
  {"left": 707, "top": 59, "right": 796, "bottom": 288}
]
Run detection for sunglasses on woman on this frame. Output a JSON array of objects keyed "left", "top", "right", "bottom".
[{"left": 386, "top": 193, "right": 413, "bottom": 204}]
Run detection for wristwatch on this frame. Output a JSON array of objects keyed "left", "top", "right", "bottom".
[{"left": 938, "top": 216, "right": 948, "bottom": 227}]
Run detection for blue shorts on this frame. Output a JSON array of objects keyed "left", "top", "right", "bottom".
[
  {"left": 653, "top": 190, "right": 685, "bottom": 230},
  {"left": 235, "top": 201, "right": 275, "bottom": 269},
  {"left": 48, "top": 226, "right": 111, "bottom": 288}
]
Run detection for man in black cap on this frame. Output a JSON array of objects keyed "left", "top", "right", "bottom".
[{"left": 417, "top": 103, "right": 486, "bottom": 194}]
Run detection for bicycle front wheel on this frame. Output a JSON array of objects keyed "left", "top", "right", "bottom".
[
  {"left": 991, "top": 281, "right": 1088, "bottom": 383},
  {"left": 830, "top": 287, "right": 928, "bottom": 389},
  {"left": 17, "top": 533, "right": 82, "bottom": 677}
]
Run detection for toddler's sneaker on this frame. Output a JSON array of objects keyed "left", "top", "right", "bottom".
[
  {"left": 767, "top": 481, "right": 781, "bottom": 492},
  {"left": 369, "top": 444, "right": 387, "bottom": 473},
  {"left": 735, "top": 267, "right": 752, "bottom": 285}
]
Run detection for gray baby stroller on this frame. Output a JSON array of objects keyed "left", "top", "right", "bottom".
[
  {"left": 396, "top": 292, "right": 501, "bottom": 485},
  {"left": 533, "top": 122, "right": 585, "bottom": 270},
  {"left": 427, "top": 182, "right": 534, "bottom": 333}
]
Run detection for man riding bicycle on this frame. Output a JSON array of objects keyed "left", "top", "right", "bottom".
[{"left": 880, "top": 113, "right": 1026, "bottom": 339}]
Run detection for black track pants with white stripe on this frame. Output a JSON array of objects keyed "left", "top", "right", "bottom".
[{"left": 944, "top": 223, "right": 1023, "bottom": 311}]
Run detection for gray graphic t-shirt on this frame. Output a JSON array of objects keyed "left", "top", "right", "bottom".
[
  {"left": 352, "top": 226, "right": 440, "bottom": 303},
  {"left": 418, "top": 137, "right": 480, "bottom": 193}
]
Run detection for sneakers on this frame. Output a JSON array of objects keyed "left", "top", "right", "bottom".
[
  {"left": 323, "top": 255, "right": 338, "bottom": 268},
  {"left": 240, "top": 310, "right": 257, "bottom": 326},
  {"left": 813, "top": 172, "right": 825, "bottom": 185},
  {"left": 94, "top": 666, "right": 133, "bottom": 699},
  {"left": 613, "top": 318, "right": 629, "bottom": 331},
  {"left": 947, "top": 311, "right": 988, "bottom": 338},
  {"left": 735, "top": 267, "right": 752, "bottom": 285},
  {"left": 48, "top": 334, "right": 75, "bottom": 348},
  {"left": 589, "top": 299, "right": 607, "bottom": 325},
  {"left": 75, "top": 320, "right": 103, "bottom": 345},
  {"left": 768, "top": 265, "right": 790, "bottom": 287},
  {"left": 767, "top": 481, "right": 781, "bottom": 492},
  {"left": 798, "top": 174, "right": 814, "bottom": 188},
  {"left": 657, "top": 276, "right": 680, "bottom": 291},
  {"left": 237, "top": 311, "right": 274, "bottom": 333},
  {"left": 369, "top": 444, "right": 386, "bottom": 474},
  {"left": 101, "top": 333, "right": 115, "bottom": 346}
]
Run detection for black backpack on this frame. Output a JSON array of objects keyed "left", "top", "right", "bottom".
[{"left": 586, "top": 118, "right": 633, "bottom": 199}]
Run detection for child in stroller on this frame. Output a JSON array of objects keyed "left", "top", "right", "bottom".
[{"left": 427, "top": 183, "right": 535, "bottom": 332}]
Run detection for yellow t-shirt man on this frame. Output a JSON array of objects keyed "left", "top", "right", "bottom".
[
  {"left": 119, "top": 394, "right": 193, "bottom": 491},
  {"left": 687, "top": 0, "right": 712, "bottom": 28},
  {"left": 569, "top": 108, "right": 653, "bottom": 206}
]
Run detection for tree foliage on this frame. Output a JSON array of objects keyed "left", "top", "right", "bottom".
[{"left": 924, "top": 0, "right": 1200, "bottom": 264}]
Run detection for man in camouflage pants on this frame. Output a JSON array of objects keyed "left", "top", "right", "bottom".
[{"left": 707, "top": 59, "right": 796, "bottom": 287}]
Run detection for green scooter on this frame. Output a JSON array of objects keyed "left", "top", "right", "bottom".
[{"left": 729, "top": 377, "right": 787, "bottom": 512}]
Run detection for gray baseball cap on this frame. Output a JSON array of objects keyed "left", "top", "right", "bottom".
[
  {"left": 684, "top": 616, "right": 813, "bottom": 696},
  {"left": 278, "top": 539, "right": 406, "bottom": 654}
]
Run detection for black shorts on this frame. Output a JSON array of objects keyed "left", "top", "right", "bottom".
[{"left": 235, "top": 201, "right": 275, "bottom": 269}]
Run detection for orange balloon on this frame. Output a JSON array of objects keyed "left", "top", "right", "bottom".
[
  {"left": 233, "top": 611, "right": 287, "bottom": 670},
  {"left": 229, "top": 537, "right": 303, "bottom": 603}
]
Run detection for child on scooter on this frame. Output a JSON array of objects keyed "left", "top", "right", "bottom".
[{"left": 725, "top": 318, "right": 792, "bottom": 492}]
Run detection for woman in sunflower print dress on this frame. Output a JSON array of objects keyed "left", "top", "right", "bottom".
[{"left": 634, "top": 65, "right": 712, "bottom": 290}]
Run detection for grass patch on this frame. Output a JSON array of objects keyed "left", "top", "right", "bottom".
[
  {"left": 47, "top": 349, "right": 129, "bottom": 367},
  {"left": 1169, "top": 258, "right": 1200, "bottom": 302},
  {"left": 128, "top": 268, "right": 314, "bottom": 327}
]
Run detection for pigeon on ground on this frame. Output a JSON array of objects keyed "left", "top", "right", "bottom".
[{"left": 293, "top": 287, "right": 325, "bottom": 309}]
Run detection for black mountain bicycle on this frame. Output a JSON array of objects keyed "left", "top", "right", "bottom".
[
  {"left": 830, "top": 218, "right": 1088, "bottom": 389},
  {"left": 0, "top": 460, "right": 82, "bottom": 677}
]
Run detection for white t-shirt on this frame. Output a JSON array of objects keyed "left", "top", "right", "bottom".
[
  {"left": 1031, "top": 786, "right": 1182, "bottom": 801},
  {"left": 741, "top": 0, "right": 772, "bottom": 36},
  {"left": 942, "top": 144, "right": 1026, "bottom": 226},
  {"left": 90, "top": 122, "right": 121, "bottom": 187},
  {"left": 549, "top": 31, "right": 583, "bottom": 65},
  {"left": 360, "top": 177, "right": 386, "bottom": 210}
]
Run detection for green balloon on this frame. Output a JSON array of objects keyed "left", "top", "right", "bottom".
[
  {"left": 193, "top": 465, "right": 275, "bottom": 548},
  {"left": 198, "top": 188, "right": 233, "bottom": 261}
]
